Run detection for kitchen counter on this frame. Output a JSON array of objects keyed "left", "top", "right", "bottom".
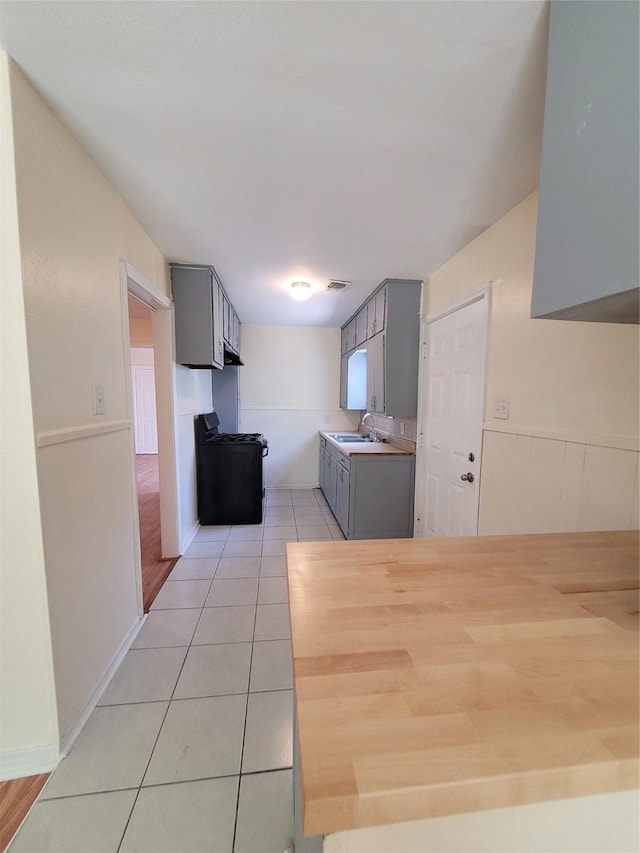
[
  {"left": 320, "top": 430, "right": 414, "bottom": 457},
  {"left": 286, "top": 531, "right": 639, "bottom": 845}
]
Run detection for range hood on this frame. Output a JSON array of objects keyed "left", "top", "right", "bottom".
[{"left": 224, "top": 346, "right": 244, "bottom": 367}]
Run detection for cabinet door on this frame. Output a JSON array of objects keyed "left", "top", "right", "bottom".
[
  {"left": 324, "top": 450, "right": 338, "bottom": 513},
  {"left": 222, "top": 294, "right": 231, "bottom": 344},
  {"left": 366, "top": 332, "right": 385, "bottom": 413},
  {"left": 366, "top": 297, "right": 375, "bottom": 339},
  {"left": 319, "top": 444, "right": 326, "bottom": 492},
  {"left": 340, "top": 354, "right": 348, "bottom": 409},
  {"left": 336, "top": 462, "right": 350, "bottom": 536},
  {"left": 347, "top": 319, "right": 357, "bottom": 351},
  {"left": 171, "top": 266, "right": 214, "bottom": 367},
  {"left": 210, "top": 270, "right": 224, "bottom": 369},
  {"left": 341, "top": 326, "right": 349, "bottom": 355},
  {"left": 374, "top": 286, "right": 387, "bottom": 335},
  {"left": 367, "top": 286, "right": 387, "bottom": 338},
  {"left": 231, "top": 309, "right": 240, "bottom": 354},
  {"left": 355, "top": 307, "right": 368, "bottom": 347}
]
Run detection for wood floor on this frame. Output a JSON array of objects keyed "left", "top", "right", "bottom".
[
  {"left": 0, "top": 774, "right": 49, "bottom": 852},
  {"left": 0, "top": 454, "right": 177, "bottom": 850},
  {"left": 136, "top": 453, "right": 178, "bottom": 611}
]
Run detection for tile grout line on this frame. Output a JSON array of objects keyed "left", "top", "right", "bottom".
[
  {"left": 231, "top": 553, "right": 262, "bottom": 853},
  {"left": 21, "top": 502, "right": 301, "bottom": 850},
  {"left": 115, "top": 565, "right": 222, "bottom": 852}
]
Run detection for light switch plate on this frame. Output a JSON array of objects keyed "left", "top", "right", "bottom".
[
  {"left": 93, "top": 385, "right": 105, "bottom": 415},
  {"left": 494, "top": 395, "right": 510, "bottom": 420}
]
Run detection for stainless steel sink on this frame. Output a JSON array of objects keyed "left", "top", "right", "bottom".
[{"left": 328, "top": 433, "right": 372, "bottom": 443}]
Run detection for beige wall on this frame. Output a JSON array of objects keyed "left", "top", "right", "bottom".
[
  {"left": 0, "top": 51, "right": 59, "bottom": 779},
  {"left": 423, "top": 192, "right": 639, "bottom": 534},
  {"left": 8, "top": 61, "right": 172, "bottom": 746},
  {"left": 240, "top": 325, "right": 360, "bottom": 487}
]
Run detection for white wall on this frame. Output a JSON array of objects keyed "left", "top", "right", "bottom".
[
  {"left": 423, "top": 192, "right": 639, "bottom": 534},
  {"left": 239, "top": 325, "right": 360, "bottom": 488},
  {"left": 8, "top": 60, "right": 173, "bottom": 747},
  {"left": 0, "top": 50, "right": 59, "bottom": 779},
  {"left": 174, "top": 365, "right": 212, "bottom": 549}
]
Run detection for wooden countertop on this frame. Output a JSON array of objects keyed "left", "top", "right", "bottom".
[
  {"left": 321, "top": 431, "right": 414, "bottom": 457},
  {"left": 286, "top": 531, "right": 639, "bottom": 837}
]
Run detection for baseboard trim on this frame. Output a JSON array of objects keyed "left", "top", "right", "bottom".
[
  {"left": 59, "top": 613, "right": 147, "bottom": 757},
  {"left": 0, "top": 744, "right": 60, "bottom": 782},
  {"left": 180, "top": 521, "right": 200, "bottom": 554},
  {"left": 265, "top": 484, "right": 319, "bottom": 491}
]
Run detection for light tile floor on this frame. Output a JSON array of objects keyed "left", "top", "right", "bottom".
[{"left": 10, "top": 489, "right": 342, "bottom": 853}]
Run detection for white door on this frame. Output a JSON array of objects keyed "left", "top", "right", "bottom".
[
  {"left": 132, "top": 366, "right": 158, "bottom": 454},
  {"left": 416, "top": 295, "right": 487, "bottom": 537}
]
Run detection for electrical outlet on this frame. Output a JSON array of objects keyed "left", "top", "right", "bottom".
[
  {"left": 494, "top": 395, "right": 510, "bottom": 420},
  {"left": 324, "top": 414, "right": 331, "bottom": 425},
  {"left": 400, "top": 421, "right": 406, "bottom": 436},
  {"left": 93, "top": 385, "right": 105, "bottom": 415}
]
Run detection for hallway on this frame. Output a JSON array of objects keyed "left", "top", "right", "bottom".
[
  {"left": 135, "top": 454, "right": 177, "bottom": 611},
  {"left": 7, "top": 488, "right": 342, "bottom": 852}
]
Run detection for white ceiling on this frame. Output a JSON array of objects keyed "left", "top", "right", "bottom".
[{"left": 0, "top": 0, "right": 548, "bottom": 327}]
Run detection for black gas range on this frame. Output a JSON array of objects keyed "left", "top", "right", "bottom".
[{"left": 195, "top": 412, "right": 268, "bottom": 525}]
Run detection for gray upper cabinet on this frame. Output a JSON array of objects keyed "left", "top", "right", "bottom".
[
  {"left": 531, "top": 1, "right": 639, "bottom": 324},
  {"left": 170, "top": 264, "right": 224, "bottom": 368},
  {"left": 170, "top": 263, "right": 240, "bottom": 367},
  {"left": 340, "top": 278, "right": 421, "bottom": 417}
]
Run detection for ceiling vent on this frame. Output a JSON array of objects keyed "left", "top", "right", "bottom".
[{"left": 326, "top": 280, "right": 351, "bottom": 292}]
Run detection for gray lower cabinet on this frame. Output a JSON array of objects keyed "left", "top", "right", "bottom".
[
  {"left": 320, "top": 441, "right": 414, "bottom": 539},
  {"left": 335, "top": 460, "right": 350, "bottom": 533},
  {"left": 324, "top": 447, "right": 338, "bottom": 515},
  {"left": 318, "top": 439, "right": 326, "bottom": 493}
]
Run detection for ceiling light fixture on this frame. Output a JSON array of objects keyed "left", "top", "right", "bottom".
[{"left": 290, "top": 280, "right": 312, "bottom": 301}]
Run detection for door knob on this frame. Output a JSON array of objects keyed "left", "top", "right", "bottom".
[{"left": 460, "top": 472, "right": 474, "bottom": 483}]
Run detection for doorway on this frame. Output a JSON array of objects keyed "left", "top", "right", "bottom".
[
  {"left": 415, "top": 286, "right": 489, "bottom": 537},
  {"left": 121, "top": 262, "right": 179, "bottom": 612},
  {"left": 131, "top": 349, "right": 158, "bottom": 455}
]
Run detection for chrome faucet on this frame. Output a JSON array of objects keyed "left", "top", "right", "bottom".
[{"left": 360, "top": 412, "right": 376, "bottom": 441}]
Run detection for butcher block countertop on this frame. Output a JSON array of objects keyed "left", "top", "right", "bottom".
[
  {"left": 286, "top": 531, "right": 639, "bottom": 837},
  {"left": 321, "top": 431, "right": 414, "bottom": 457}
]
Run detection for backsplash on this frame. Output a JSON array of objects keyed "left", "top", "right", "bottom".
[{"left": 362, "top": 414, "right": 417, "bottom": 451}]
